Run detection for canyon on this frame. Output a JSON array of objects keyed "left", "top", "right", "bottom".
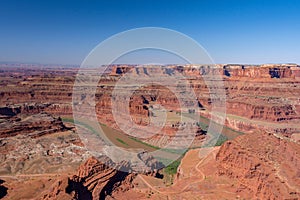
[{"left": 0, "top": 64, "right": 299, "bottom": 199}]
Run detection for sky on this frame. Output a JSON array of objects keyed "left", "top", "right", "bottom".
[{"left": 0, "top": 0, "right": 300, "bottom": 65}]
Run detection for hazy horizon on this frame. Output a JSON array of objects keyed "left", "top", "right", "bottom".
[{"left": 1, "top": 61, "right": 299, "bottom": 67}]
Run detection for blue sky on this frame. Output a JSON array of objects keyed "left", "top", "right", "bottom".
[{"left": 0, "top": 0, "right": 300, "bottom": 65}]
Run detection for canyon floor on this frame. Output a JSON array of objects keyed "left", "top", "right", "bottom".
[{"left": 0, "top": 64, "right": 299, "bottom": 199}]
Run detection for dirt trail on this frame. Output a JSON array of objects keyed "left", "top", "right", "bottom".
[{"left": 137, "top": 147, "right": 218, "bottom": 195}]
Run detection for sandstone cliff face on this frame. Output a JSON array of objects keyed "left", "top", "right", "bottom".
[
  {"left": 107, "top": 65, "right": 300, "bottom": 128},
  {"left": 216, "top": 132, "right": 300, "bottom": 199},
  {"left": 42, "top": 156, "right": 135, "bottom": 200},
  {"left": 110, "top": 65, "right": 133, "bottom": 76},
  {"left": 110, "top": 64, "right": 300, "bottom": 79},
  {"left": 1, "top": 65, "right": 300, "bottom": 135},
  {"left": 0, "top": 68, "right": 75, "bottom": 115},
  {"left": 226, "top": 101, "right": 299, "bottom": 122},
  {"left": 0, "top": 103, "right": 51, "bottom": 116},
  {"left": 223, "top": 64, "right": 300, "bottom": 78}
]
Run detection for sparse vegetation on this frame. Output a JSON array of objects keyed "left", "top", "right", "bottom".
[
  {"left": 215, "top": 134, "right": 228, "bottom": 146},
  {"left": 162, "top": 148, "right": 187, "bottom": 155},
  {"left": 202, "top": 134, "right": 229, "bottom": 147},
  {"left": 164, "top": 159, "right": 181, "bottom": 175},
  {"left": 116, "top": 138, "right": 129, "bottom": 146},
  {"left": 129, "top": 137, "right": 160, "bottom": 150},
  {"left": 161, "top": 157, "right": 184, "bottom": 186},
  {"left": 62, "top": 117, "right": 74, "bottom": 123}
]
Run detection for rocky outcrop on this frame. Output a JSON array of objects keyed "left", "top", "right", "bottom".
[
  {"left": 216, "top": 131, "right": 300, "bottom": 199},
  {"left": 42, "top": 156, "right": 136, "bottom": 200},
  {"left": 136, "top": 151, "right": 165, "bottom": 175},
  {"left": 0, "top": 112, "right": 67, "bottom": 138},
  {"left": 0, "top": 103, "right": 51, "bottom": 116},
  {"left": 226, "top": 101, "right": 299, "bottom": 122},
  {"left": 110, "top": 65, "right": 134, "bottom": 76},
  {"left": 41, "top": 179, "right": 73, "bottom": 200},
  {"left": 223, "top": 64, "right": 300, "bottom": 78},
  {"left": 0, "top": 180, "right": 7, "bottom": 199}
]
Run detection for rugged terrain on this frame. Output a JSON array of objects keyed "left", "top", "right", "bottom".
[
  {"left": 1, "top": 64, "right": 299, "bottom": 135},
  {"left": 0, "top": 64, "right": 299, "bottom": 199}
]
